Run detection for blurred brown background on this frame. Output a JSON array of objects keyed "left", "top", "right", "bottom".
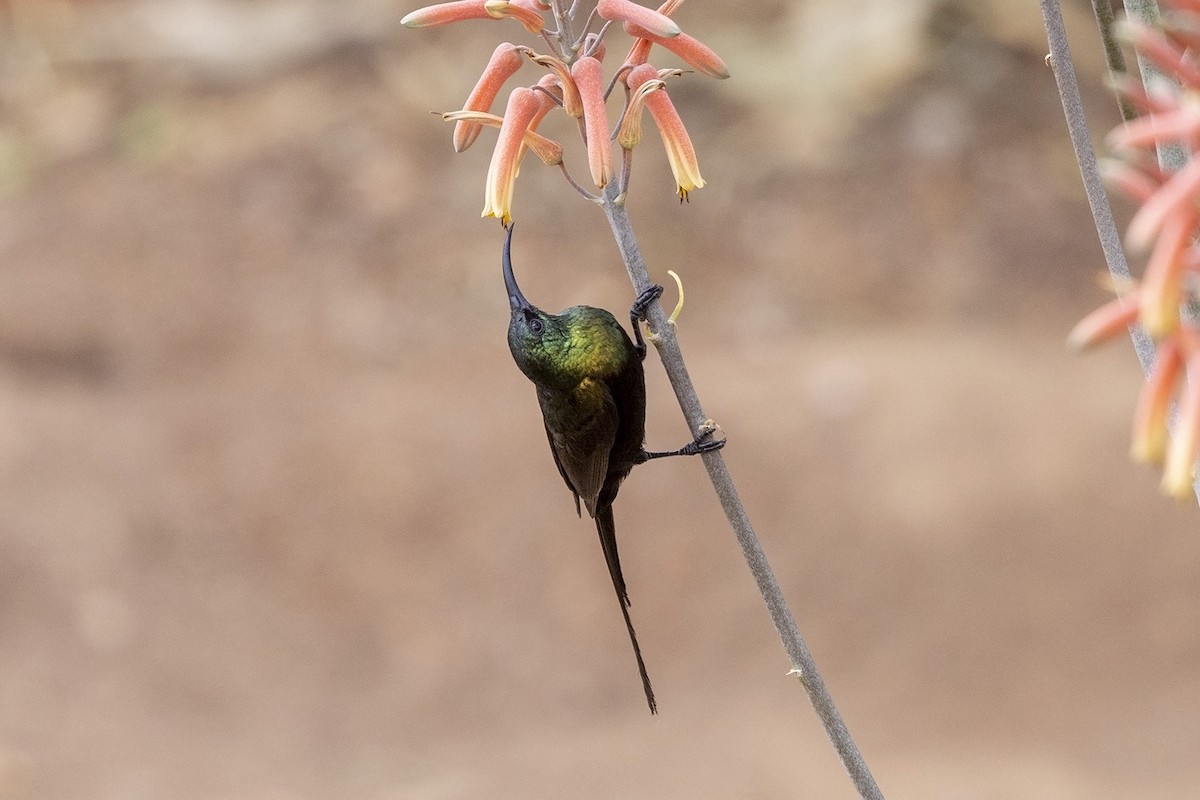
[{"left": 2, "top": 0, "right": 1199, "bottom": 797}]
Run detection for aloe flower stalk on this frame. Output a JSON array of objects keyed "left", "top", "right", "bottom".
[
  {"left": 402, "top": 3, "right": 888, "bottom": 795},
  {"left": 1072, "top": 0, "right": 1200, "bottom": 498},
  {"left": 406, "top": 0, "right": 724, "bottom": 220}
]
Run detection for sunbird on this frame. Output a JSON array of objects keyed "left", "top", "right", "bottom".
[{"left": 502, "top": 225, "right": 724, "bottom": 714}]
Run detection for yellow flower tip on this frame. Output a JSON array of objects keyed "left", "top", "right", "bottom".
[
  {"left": 483, "top": 87, "right": 541, "bottom": 226},
  {"left": 1139, "top": 299, "right": 1181, "bottom": 340},
  {"left": 627, "top": 63, "right": 704, "bottom": 199},
  {"left": 597, "top": 0, "right": 680, "bottom": 38},
  {"left": 623, "top": 22, "right": 730, "bottom": 79},
  {"left": 1131, "top": 434, "right": 1167, "bottom": 466},
  {"left": 483, "top": 0, "right": 545, "bottom": 32},
  {"left": 1131, "top": 337, "right": 1181, "bottom": 465},
  {"left": 1160, "top": 443, "right": 1199, "bottom": 498},
  {"left": 1160, "top": 350, "right": 1200, "bottom": 499},
  {"left": 571, "top": 56, "right": 612, "bottom": 189},
  {"left": 402, "top": 0, "right": 490, "bottom": 28},
  {"left": 616, "top": 78, "right": 664, "bottom": 150}
]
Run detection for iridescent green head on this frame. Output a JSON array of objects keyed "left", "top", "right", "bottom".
[{"left": 502, "top": 225, "right": 632, "bottom": 390}]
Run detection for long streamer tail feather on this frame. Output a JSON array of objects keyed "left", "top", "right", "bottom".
[{"left": 595, "top": 504, "right": 656, "bottom": 714}]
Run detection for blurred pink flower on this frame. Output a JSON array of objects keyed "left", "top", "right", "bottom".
[{"left": 1076, "top": 0, "right": 1200, "bottom": 497}]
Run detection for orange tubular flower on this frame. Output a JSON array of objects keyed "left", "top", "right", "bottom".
[
  {"left": 1132, "top": 335, "right": 1183, "bottom": 465},
  {"left": 626, "top": 63, "right": 704, "bottom": 200},
  {"left": 1107, "top": 107, "right": 1200, "bottom": 152},
  {"left": 1120, "top": 19, "right": 1200, "bottom": 89},
  {"left": 524, "top": 73, "right": 561, "bottom": 140},
  {"left": 483, "top": 87, "right": 541, "bottom": 226},
  {"left": 596, "top": 0, "right": 680, "bottom": 38},
  {"left": 571, "top": 56, "right": 612, "bottom": 189},
  {"left": 513, "top": 73, "right": 563, "bottom": 165},
  {"left": 1098, "top": 159, "right": 1160, "bottom": 204},
  {"left": 625, "top": 36, "right": 653, "bottom": 68},
  {"left": 454, "top": 43, "right": 525, "bottom": 153},
  {"left": 1137, "top": 208, "right": 1193, "bottom": 338},
  {"left": 622, "top": 23, "right": 729, "bottom": 79},
  {"left": 401, "top": 0, "right": 491, "bottom": 27},
  {"left": 402, "top": 0, "right": 544, "bottom": 31},
  {"left": 1124, "top": 158, "right": 1200, "bottom": 253},
  {"left": 1067, "top": 291, "right": 1142, "bottom": 351}
]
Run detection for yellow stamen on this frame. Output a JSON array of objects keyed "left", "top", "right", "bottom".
[{"left": 666, "top": 269, "right": 684, "bottom": 326}]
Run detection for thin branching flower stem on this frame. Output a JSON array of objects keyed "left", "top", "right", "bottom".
[
  {"left": 1090, "top": 0, "right": 1138, "bottom": 120},
  {"left": 600, "top": 186, "right": 885, "bottom": 800},
  {"left": 1041, "top": 0, "right": 1155, "bottom": 376}
]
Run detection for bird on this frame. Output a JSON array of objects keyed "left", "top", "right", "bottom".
[{"left": 501, "top": 224, "right": 724, "bottom": 714}]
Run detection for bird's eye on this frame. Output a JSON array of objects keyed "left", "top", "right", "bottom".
[{"left": 528, "top": 318, "right": 544, "bottom": 334}]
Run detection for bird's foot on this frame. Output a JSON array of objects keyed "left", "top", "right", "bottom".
[
  {"left": 630, "top": 284, "right": 664, "bottom": 322},
  {"left": 637, "top": 421, "right": 727, "bottom": 463},
  {"left": 685, "top": 424, "right": 727, "bottom": 456}
]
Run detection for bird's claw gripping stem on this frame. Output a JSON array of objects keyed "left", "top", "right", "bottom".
[
  {"left": 630, "top": 284, "right": 664, "bottom": 359},
  {"left": 631, "top": 284, "right": 664, "bottom": 321}
]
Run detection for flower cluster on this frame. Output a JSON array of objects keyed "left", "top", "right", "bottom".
[
  {"left": 1071, "top": 0, "right": 1200, "bottom": 498},
  {"left": 401, "top": 0, "right": 727, "bottom": 225}
]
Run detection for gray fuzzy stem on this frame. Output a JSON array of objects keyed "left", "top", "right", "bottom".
[{"left": 600, "top": 186, "right": 885, "bottom": 800}]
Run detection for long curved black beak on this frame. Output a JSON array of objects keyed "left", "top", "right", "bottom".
[{"left": 503, "top": 223, "right": 531, "bottom": 313}]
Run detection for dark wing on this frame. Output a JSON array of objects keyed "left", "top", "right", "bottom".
[
  {"left": 544, "top": 424, "right": 582, "bottom": 517},
  {"left": 541, "top": 384, "right": 618, "bottom": 518}
]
